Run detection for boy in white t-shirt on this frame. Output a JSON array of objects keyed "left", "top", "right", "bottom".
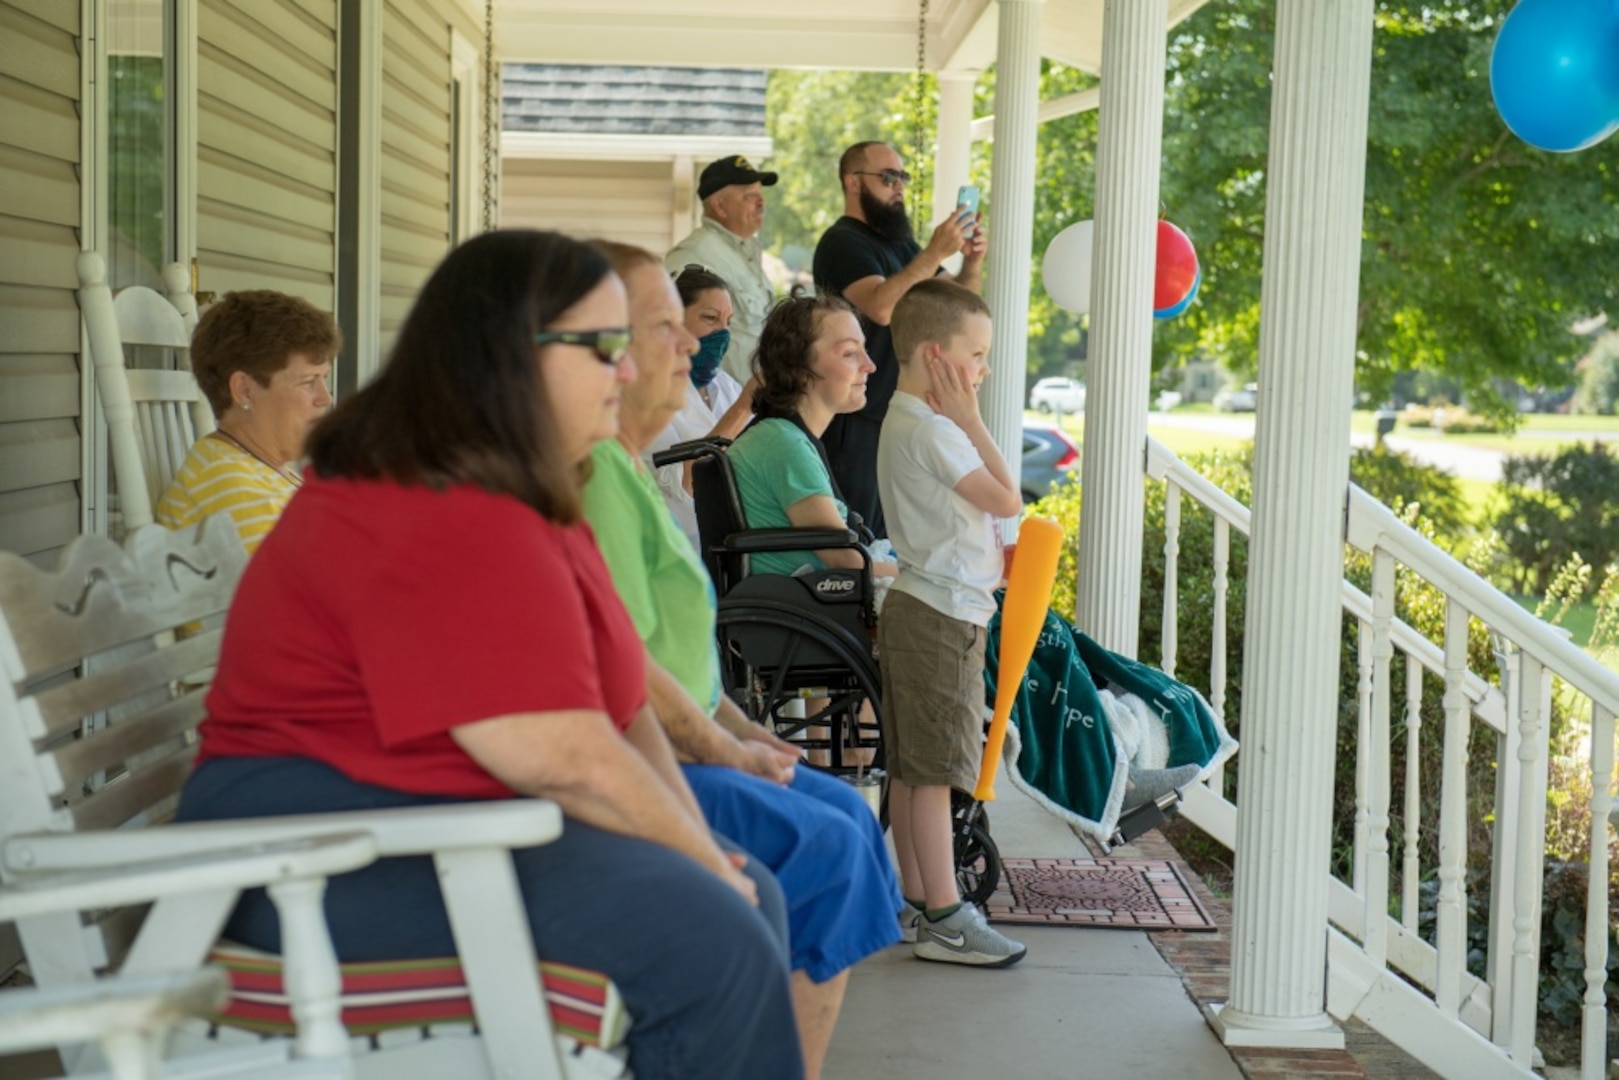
[{"left": 876, "top": 279, "right": 1027, "bottom": 967}]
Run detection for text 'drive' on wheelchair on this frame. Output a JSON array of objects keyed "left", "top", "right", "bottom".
[{"left": 652, "top": 438, "right": 886, "bottom": 809}]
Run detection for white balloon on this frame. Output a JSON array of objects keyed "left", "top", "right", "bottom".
[{"left": 1041, "top": 219, "right": 1095, "bottom": 314}]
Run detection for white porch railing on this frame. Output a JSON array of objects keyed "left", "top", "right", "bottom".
[{"left": 1143, "top": 436, "right": 1617, "bottom": 1080}]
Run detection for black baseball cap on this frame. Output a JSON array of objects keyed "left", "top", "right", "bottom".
[{"left": 697, "top": 156, "right": 779, "bottom": 200}]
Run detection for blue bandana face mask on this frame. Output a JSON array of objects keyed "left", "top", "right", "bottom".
[{"left": 690, "top": 328, "right": 731, "bottom": 389}]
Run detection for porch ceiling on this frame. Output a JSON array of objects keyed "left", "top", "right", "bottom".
[{"left": 495, "top": 0, "right": 1211, "bottom": 75}]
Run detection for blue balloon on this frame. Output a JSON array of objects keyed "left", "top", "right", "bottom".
[
  {"left": 1490, "top": 0, "right": 1619, "bottom": 153},
  {"left": 1153, "top": 267, "right": 1201, "bottom": 320}
]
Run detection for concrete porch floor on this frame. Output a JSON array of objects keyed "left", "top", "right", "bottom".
[{"left": 825, "top": 782, "right": 1246, "bottom": 1080}]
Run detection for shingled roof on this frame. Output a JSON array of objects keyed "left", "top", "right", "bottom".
[{"left": 503, "top": 64, "right": 767, "bottom": 137}]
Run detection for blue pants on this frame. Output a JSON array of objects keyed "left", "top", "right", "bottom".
[
  {"left": 177, "top": 757, "right": 803, "bottom": 1080},
  {"left": 682, "top": 763, "right": 902, "bottom": 982}
]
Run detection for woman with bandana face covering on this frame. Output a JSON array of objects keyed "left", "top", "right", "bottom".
[{"left": 646, "top": 265, "right": 759, "bottom": 551}]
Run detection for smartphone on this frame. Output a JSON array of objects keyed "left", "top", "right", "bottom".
[{"left": 956, "top": 184, "right": 981, "bottom": 237}]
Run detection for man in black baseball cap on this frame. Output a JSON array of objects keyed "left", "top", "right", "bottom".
[
  {"left": 665, "top": 157, "right": 782, "bottom": 383},
  {"left": 696, "top": 155, "right": 779, "bottom": 200}
]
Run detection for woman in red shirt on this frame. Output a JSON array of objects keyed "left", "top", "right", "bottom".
[{"left": 175, "top": 229, "right": 803, "bottom": 1080}]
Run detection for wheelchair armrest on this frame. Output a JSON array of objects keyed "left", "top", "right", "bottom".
[
  {"left": 651, "top": 437, "right": 733, "bottom": 469},
  {"left": 721, "top": 529, "right": 878, "bottom": 627},
  {"left": 721, "top": 527, "right": 860, "bottom": 554}
]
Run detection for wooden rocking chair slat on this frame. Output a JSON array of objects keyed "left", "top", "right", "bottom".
[
  {"left": 30, "top": 631, "right": 221, "bottom": 740},
  {"left": 70, "top": 745, "right": 192, "bottom": 832},
  {"left": 53, "top": 695, "right": 206, "bottom": 794}
]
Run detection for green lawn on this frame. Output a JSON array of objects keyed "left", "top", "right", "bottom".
[
  {"left": 1366, "top": 410, "right": 1619, "bottom": 456},
  {"left": 1454, "top": 476, "right": 1498, "bottom": 529},
  {"left": 1027, "top": 410, "right": 1253, "bottom": 458},
  {"left": 1509, "top": 596, "right": 1619, "bottom": 676}
]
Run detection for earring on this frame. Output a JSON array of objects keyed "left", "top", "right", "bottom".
[{"left": 239, "top": 400, "right": 252, "bottom": 412}]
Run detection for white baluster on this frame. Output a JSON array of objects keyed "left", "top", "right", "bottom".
[
  {"left": 1161, "top": 482, "right": 1180, "bottom": 678},
  {"left": 1508, "top": 654, "right": 1549, "bottom": 1063},
  {"left": 1353, "top": 620, "right": 1372, "bottom": 899},
  {"left": 1366, "top": 551, "right": 1395, "bottom": 968},
  {"left": 1488, "top": 640, "right": 1524, "bottom": 1047},
  {"left": 1208, "top": 518, "right": 1229, "bottom": 800},
  {"left": 1401, "top": 658, "right": 1423, "bottom": 932},
  {"left": 1436, "top": 598, "right": 1471, "bottom": 1017},
  {"left": 267, "top": 876, "right": 352, "bottom": 1071},
  {"left": 1581, "top": 704, "right": 1614, "bottom": 1080}
]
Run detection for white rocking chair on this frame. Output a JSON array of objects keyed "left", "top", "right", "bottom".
[
  {"left": 77, "top": 253, "right": 216, "bottom": 534},
  {"left": 0, "top": 518, "right": 627, "bottom": 1079}
]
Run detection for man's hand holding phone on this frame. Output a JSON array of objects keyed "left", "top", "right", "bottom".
[{"left": 956, "top": 185, "right": 987, "bottom": 261}]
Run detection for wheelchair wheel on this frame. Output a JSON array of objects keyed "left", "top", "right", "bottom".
[
  {"left": 955, "top": 817, "right": 1001, "bottom": 907},
  {"left": 715, "top": 599, "right": 884, "bottom": 780}
]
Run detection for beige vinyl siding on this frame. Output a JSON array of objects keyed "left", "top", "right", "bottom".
[
  {"left": 501, "top": 159, "right": 676, "bottom": 256},
  {"left": 378, "top": 0, "right": 460, "bottom": 359},
  {"left": 196, "top": 0, "right": 338, "bottom": 311},
  {"left": 0, "top": 1, "right": 83, "bottom": 566}
]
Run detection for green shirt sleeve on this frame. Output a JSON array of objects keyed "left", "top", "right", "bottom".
[{"left": 581, "top": 441, "right": 660, "bottom": 641}]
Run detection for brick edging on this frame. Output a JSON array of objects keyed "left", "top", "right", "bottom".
[{"left": 1121, "top": 829, "right": 1439, "bottom": 1080}]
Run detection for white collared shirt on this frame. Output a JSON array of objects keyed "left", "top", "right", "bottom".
[{"left": 664, "top": 218, "right": 776, "bottom": 384}]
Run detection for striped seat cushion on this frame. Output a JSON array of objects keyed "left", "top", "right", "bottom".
[{"left": 206, "top": 944, "right": 628, "bottom": 1049}]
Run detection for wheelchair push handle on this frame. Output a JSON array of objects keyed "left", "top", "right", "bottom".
[{"left": 651, "top": 436, "right": 732, "bottom": 469}]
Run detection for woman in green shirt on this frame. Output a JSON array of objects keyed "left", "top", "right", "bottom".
[
  {"left": 580, "top": 242, "right": 903, "bottom": 1080},
  {"left": 727, "top": 295, "right": 899, "bottom": 580}
]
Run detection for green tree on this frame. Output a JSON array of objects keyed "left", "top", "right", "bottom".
[
  {"left": 766, "top": 63, "right": 1094, "bottom": 386},
  {"left": 1158, "top": 1, "right": 1619, "bottom": 425},
  {"left": 760, "top": 70, "right": 918, "bottom": 258}
]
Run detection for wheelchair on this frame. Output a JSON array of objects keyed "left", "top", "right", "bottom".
[
  {"left": 653, "top": 437, "right": 884, "bottom": 781},
  {"left": 654, "top": 436, "right": 1012, "bottom": 905}
]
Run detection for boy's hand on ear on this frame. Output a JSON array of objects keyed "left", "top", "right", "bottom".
[{"left": 924, "top": 354, "right": 983, "bottom": 429}]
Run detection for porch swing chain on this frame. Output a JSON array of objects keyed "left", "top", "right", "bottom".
[
  {"left": 911, "top": 0, "right": 929, "bottom": 225},
  {"left": 481, "top": 0, "right": 500, "bottom": 233}
]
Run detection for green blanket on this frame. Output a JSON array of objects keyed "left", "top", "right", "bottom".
[{"left": 983, "top": 594, "right": 1237, "bottom": 842}]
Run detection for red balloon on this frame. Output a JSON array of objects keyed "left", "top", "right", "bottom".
[{"left": 1154, "top": 221, "right": 1199, "bottom": 311}]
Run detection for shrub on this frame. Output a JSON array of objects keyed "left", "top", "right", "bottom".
[
  {"left": 1031, "top": 442, "right": 1613, "bottom": 1034},
  {"left": 1399, "top": 404, "right": 1500, "bottom": 434},
  {"left": 1492, "top": 442, "right": 1619, "bottom": 597},
  {"left": 1349, "top": 444, "right": 1472, "bottom": 538}
]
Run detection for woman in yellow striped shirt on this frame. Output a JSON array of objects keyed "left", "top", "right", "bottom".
[{"left": 156, "top": 291, "right": 341, "bottom": 553}]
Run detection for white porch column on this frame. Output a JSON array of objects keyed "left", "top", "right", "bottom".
[
  {"left": 932, "top": 69, "right": 977, "bottom": 225},
  {"left": 1214, "top": 0, "right": 1373, "bottom": 1050},
  {"left": 982, "top": 0, "right": 1043, "bottom": 542},
  {"left": 1073, "top": 0, "right": 1166, "bottom": 655}
]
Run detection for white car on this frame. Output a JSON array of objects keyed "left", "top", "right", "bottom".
[
  {"left": 1029, "top": 376, "right": 1085, "bottom": 415},
  {"left": 1213, "top": 382, "right": 1258, "bottom": 412}
]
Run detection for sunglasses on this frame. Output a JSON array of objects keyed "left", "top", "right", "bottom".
[
  {"left": 851, "top": 168, "right": 912, "bottom": 189},
  {"left": 534, "top": 328, "right": 633, "bottom": 366}
]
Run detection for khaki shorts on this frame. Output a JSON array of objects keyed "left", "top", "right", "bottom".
[{"left": 877, "top": 590, "right": 987, "bottom": 791}]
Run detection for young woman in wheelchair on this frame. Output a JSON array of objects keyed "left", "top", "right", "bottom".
[
  {"left": 726, "top": 293, "right": 899, "bottom": 584},
  {"left": 580, "top": 241, "right": 903, "bottom": 1080}
]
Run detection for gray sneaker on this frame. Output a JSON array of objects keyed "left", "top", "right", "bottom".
[
  {"left": 899, "top": 905, "right": 923, "bottom": 944},
  {"left": 913, "top": 902, "right": 1027, "bottom": 967}
]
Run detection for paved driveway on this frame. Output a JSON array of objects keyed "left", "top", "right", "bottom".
[{"left": 1146, "top": 412, "right": 1507, "bottom": 482}]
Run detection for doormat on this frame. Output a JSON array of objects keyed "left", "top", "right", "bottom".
[{"left": 983, "top": 858, "right": 1217, "bottom": 932}]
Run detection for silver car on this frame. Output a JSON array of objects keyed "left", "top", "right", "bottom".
[{"left": 1029, "top": 376, "right": 1086, "bottom": 415}]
